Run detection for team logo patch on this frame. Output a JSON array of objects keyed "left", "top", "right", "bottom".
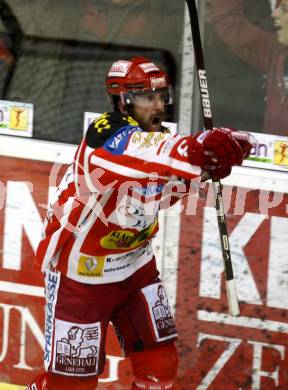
[
  {"left": 131, "top": 131, "right": 166, "bottom": 148},
  {"left": 93, "top": 112, "right": 111, "bottom": 133},
  {"left": 150, "top": 76, "right": 167, "bottom": 89},
  {"left": 141, "top": 283, "right": 177, "bottom": 341},
  {"left": 77, "top": 255, "right": 106, "bottom": 277},
  {"left": 125, "top": 115, "right": 139, "bottom": 126},
  {"left": 104, "top": 126, "right": 136, "bottom": 154},
  {"left": 107, "top": 195, "right": 158, "bottom": 230},
  {"left": 52, "top": 319, "right": 101, "bottom": 376},
  {"left": 108, "top": 60, "right": 132, "bottom": 77},
  {"left": 139, "top": 62, "right": 160, "bottom": 73},
  {"left": 100, "top": 219, "right": 158, "bottom": 250}
]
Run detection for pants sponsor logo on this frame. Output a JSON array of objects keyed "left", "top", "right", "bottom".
[
  {"left": 142, "top": 283, "right": 177, "bottom": 341},
  {"left": 152, "top": 285, "right": 176, "bottom": 338},
  {"left": 44, "top": 271, "right": 59, "bottom": 366},
  {"left": 53, "top": 320, "right": 101, "bottom": 375}
]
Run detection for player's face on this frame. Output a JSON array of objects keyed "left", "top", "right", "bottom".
[
  {"left": 130, "top": 91, "right": 166, "bottom": 132},
  {"left": 272, "top": 0, "right": 288, "bottom": 46}
]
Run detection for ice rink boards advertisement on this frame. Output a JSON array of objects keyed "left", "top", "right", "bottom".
[{"left": 0, "top": 131, "right": 287, "bottom": 390}]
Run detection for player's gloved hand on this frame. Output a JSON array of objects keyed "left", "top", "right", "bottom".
[
  {"left": 217, "top": 127, "right": 254, "bottom": 160},
  {"left": 188, "top": 127, "right": 254, "bottom": 180}
]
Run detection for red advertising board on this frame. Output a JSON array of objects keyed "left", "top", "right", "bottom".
[
  {"left": 0, "top": 156, "right": 133, "bottom": 389},
  {"left": 177, "top": 188, "right": 288, "bottom": 389},
  {"left": 0, "top": 155, "right": 287, "bottom": 389}
]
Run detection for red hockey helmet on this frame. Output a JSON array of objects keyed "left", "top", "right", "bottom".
[{"left": 105, "top": 56, "right": 173, "bottom": 106}]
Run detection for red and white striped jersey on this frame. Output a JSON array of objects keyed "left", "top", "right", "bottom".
[{"left": 36, "top": 111, "right": 201, "bottom": 284}]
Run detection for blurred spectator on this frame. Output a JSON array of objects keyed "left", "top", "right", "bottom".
[
  {"left": 0, "top": 35, "right": 14, "bottom": 96},
  {"left": 210, "top": 0, "right": 288, "bottom": 135},
  {"left": 0, "top": 0, "right": 182, "bottom": 144},
  {"left": 80, "top": 0, "right": 183, "bottom": 53},
  {"left": 81, "top": 0, "right": 149, "bottom": 44},
  {"left": 0, "top": 36, "right": 13, "bottom": 65}
]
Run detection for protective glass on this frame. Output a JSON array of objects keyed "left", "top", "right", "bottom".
[{"left": 120, "top": 86, "right": 174, "bottom": 107}]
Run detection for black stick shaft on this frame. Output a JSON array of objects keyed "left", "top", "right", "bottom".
[
  {"left": 186, "top": 0, "right": 213, "bottom": 130},
  {"left": 185, "top": 0, "right": 239, "bottom": 315}
]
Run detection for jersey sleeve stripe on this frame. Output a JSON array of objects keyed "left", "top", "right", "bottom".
[{"left": 90, "top": 155, "right": 152, "bottom": 179}]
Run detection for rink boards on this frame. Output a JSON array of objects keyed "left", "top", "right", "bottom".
[{"left": 0, "top": 136, "right": 288, "bottom": 389}]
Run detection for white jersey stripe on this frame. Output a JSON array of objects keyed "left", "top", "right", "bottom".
[
  {"left": 91, "top": 153, "right": 200, "bottom": 181},
  {"left": 90, "top": 155, "right": 152, "bottom": 179},
  {"left": 41, "top": 198, "right": 80, "bottom": 271},
  {"left": 66, "top": 190, "right": 118, "bottom": 280},
  {"left": 166, "top": 157, "right": 201, "bottom": 176},
  {"left": 74, "top": 138, "right": 86, "bottom": 197},
  {"left": 84, "top": 145, "right": 102, "bottom": 193}
]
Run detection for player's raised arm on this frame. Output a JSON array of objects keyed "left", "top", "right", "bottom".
[{"left": 75, "top": 57, "right": 252, "bottom": 194}]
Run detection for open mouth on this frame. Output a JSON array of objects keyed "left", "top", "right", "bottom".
[{"left": 151, "top": 116, "right": 162, "bottom": 131}]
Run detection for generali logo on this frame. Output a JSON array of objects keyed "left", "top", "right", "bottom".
[{"left": 54, "top": 321, "right": 101, "bottom": 375}]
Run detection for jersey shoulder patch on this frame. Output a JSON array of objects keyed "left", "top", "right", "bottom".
[{"left": 86, "top": 111, "right": 139, "bottom": 148}]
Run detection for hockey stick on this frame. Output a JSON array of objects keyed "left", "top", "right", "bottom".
[{"left": 185, "top": 0, "right": 240, "bottom": 316}]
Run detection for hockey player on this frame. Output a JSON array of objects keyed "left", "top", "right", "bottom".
[
  {"left": 26, "top": 56, "right": 253, "bottom": 390},
  {"left": 210, "top": 0, "right": 288, "bottom": 135}
]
